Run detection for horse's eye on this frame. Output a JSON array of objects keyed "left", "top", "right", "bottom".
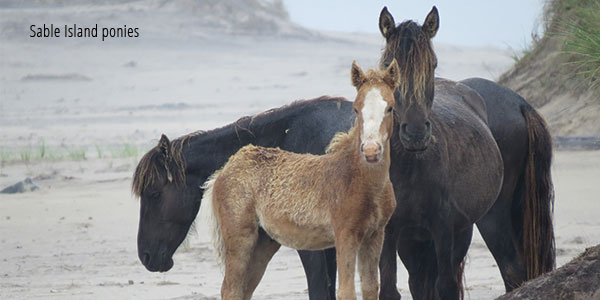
[
  {"left": 353, "top": 107, "right": 358, "bottom": 114},
  {"left": 150, "top": 191, "right": 161, "bottom": 199},
  {"left": 386, "top": 107, "right": 393, "bottom": 113}
]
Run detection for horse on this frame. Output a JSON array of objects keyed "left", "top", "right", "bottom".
[
  {"left": 134, "top": 95, "right": 360, "bottom": 299},
  {"left": 376, "top": 6, "right": 555, "bottom": 300},
  {"left": 203, "top": 61, "right": 399, "bottom": 300}
]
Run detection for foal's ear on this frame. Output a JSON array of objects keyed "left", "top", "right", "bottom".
[
  {"left": 379, "top": 6, "right": 395, "bottom": 38},
  {"left": 423, "top": 6, "right": 439, "bottom": 38},
  {"left": 384, "top": 59, "right": 401, "bottom": 88},
  {"left": 158, "top": 134, "right": 171, "bottom": 158},
  {"left": 351, "top": 60, "right": 366, "bottom": 90}
]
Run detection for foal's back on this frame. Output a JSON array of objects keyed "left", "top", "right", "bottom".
[{"left": 216, "top": 144, "right": 342, "bottom": 250}]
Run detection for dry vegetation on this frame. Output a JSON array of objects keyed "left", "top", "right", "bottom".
[{"left": 496, "top": 244, "right": 600, "bottom": 300}]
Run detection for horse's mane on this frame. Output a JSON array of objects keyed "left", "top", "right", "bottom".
[
  {"left": 379, "top": 20, "right": 436, "bottom": 103},
  {"left": 132, "top": 96, "right": 348, "bottom": 197},
  {"left": 132, "top": 137, "right": 187, "bottom": 197},
  {"left": 325, "top": 127, "right": 355, "bottom": 154}
]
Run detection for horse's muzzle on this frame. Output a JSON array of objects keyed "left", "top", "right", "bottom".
[
  {"left": 400, "top": 122, "right": 431, "bottom": 152},
  {"left": 361, "top": 142, "right": 383, "bottom": 163},
  {"left": 139, "top": 248, "right": 174, "bottom": 272}
]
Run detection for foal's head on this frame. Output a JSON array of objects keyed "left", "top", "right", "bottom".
[
  {"left": 351, "top": 60, "right": 400, "bottom": 163},
  {"left": 379, "top": 6, "right": 439, "bottom": 152}
]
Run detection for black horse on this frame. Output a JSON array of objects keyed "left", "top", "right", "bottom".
[
  {"left": 134, "top": 96, "right": 354, "bottom": 300},
  {"left": 377, "top": 6, "right": 555, "bottom": 299}
]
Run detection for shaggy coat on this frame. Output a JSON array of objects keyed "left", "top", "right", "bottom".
[{"left": 204, "top": 61, "right": 400, "bottom": 300}]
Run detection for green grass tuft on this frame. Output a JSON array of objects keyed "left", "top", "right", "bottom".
[
  {"left": 95, "top": 145, "right": 103, "bottom": 159},
  {"left": 68, "top": 148, "right": 87, "bottom": 160},
  {"left": 39, "top": 139, "right": 46, "bottom": 159},
  {"left": 551, "top": 0, "right": 600, "bottom": 89},
  {"left": 110, "top": 143, "right": 139, "bottom": 158},
  {"left": 19, "top": 147, "right": 32, "bottom": 162},
  {"left": 563, "top": 6, "right": 600, "bottom": 87}
]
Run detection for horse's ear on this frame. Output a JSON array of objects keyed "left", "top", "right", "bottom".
[
  {"left": 379, "top": 6, "right": 395, "bottom": 38},
  {"left": 423, "top": 6, "right": 439, "bottom": 38},
  {"left": 384, "top": 59, "right": 401, "bottom": 88},
  {"left": 158, "top": 134, "right": 170, "bottom": 158},
  {"left": 351, "top": 60, "right": 366, "bottom": 90},
  {"left": 158, "top": 134, "right": 173, "bottom": 182}
]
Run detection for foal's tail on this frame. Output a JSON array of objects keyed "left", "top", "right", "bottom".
[
  {"left": 200, "top": 170, "right": 225, "bottom": 267},
  {"left": 520, "top": 105, "right": 555, "bottom": 280}
]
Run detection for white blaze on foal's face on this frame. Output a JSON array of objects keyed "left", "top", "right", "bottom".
[
  {"left": 359, "top": 87, "right": 390, "bottom": 163},
  {"left": 350, "top": 59, "right": 400, "bottom": 163}
]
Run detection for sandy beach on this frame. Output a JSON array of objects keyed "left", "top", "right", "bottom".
[{"left": 1, "top": 2, "right": 599, "bottom": 299}]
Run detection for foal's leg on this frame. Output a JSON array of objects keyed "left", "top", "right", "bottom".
[
  {"left": 221, "top": 224, "right": 259, "bottom": 300},
  {"left": 335, "top": 231, "right": 361, "bottom": 300},
  {"left": 242, "top": 229, "right": 281, "bottom": 300},
  {"left": 358, "top": 230, "right": 385, "bottom": 300}
]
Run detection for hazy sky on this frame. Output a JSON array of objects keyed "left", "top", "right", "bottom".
[{"left": 282, "top": 0, "right": 545, "bottom": 50}]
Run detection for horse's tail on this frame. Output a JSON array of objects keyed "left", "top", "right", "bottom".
[
  {"left": 456, "top": 258, "right": 466, "bottom": 300},
  {"left": 520, "top": 105, "right": 556, "bottom": 280},
  {"left": 200, "top": 170, "right": 225, "bottom": 267}
]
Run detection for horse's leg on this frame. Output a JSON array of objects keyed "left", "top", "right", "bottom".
[
  {"left": 358, "top": 230, "right": 385, "bottom": 300},
  {"left": 451, "top": 225, "right": 474, "bottom": 300},
  {"left": 335, "top": 230, "right": 360, "bottom": 300},
  {"left": 243, "top": 229, "right": 281, "bottom": 300},
  {"left": 298, "top": 249, "right": 335, "bottom": 300},
  {"left": 476, "top": 160, "right": 527, "bottom": 291},
  {"left": 476, "top": 196, "right": 527, "bottom": 291},
  {"left": 221, "top": 224, "right": 258, "bottom": 300},
  {"left": 325, "top": 247, "right": 337, "bottom": 299},
  {"left": 379, "top": 219, "right": 401, "bottom": 300},
  {"left": 431, "top": 224, "right": 460, "bottom": 300},
  {"left": 397, "top": 239, "right": 438, "bottom": 300}
]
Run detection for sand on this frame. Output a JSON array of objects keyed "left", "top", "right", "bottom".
[
  {"left": 1, "top": 151, "right": 598, "bottom": 300},
  {"left": 1, "top": 3, "right": 599, "bottom": 300}
]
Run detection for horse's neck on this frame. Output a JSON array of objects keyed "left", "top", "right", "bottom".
[{"left": 180, "top": 124, "right": 262, "bottom": 181}]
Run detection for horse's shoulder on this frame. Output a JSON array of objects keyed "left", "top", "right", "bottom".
[{"left": 434, "top": 78, "right": 488, "bottom": 124}]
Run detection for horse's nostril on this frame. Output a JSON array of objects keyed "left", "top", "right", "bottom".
[
  {"left": 160, "top": 249, "right": 168, "bottom": 263},
  {"left": 141, "top": 252, "right": 151, "bottom": 265}
]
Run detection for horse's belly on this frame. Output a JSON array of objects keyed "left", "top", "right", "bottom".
[{"left": 257, "top": 210, "right": 335, "bottom": 250}]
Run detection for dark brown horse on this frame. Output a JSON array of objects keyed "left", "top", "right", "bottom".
[{"left": 377, "top": 6, "right": 555, "bottom": 300}]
